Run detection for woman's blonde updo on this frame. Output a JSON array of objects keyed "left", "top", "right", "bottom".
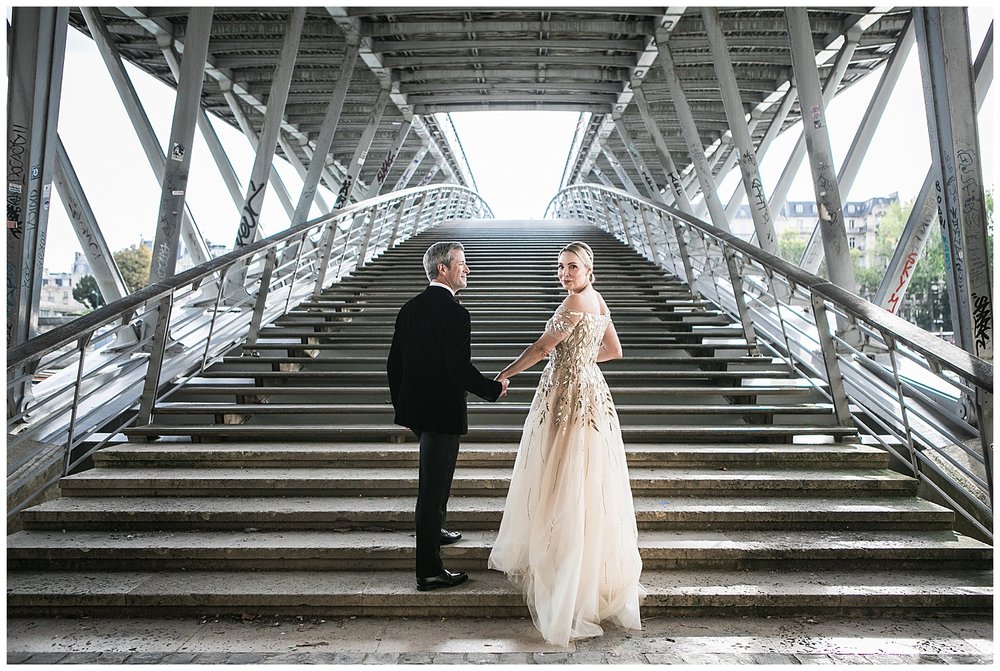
[{"left": 561, "top": 241, "right": 595, "bottom": 284}]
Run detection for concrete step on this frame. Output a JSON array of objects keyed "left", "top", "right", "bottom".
[
  {"left": 6, "top": 568, "right": 991, "bottom": 618},
  {"left": 7, "top": 529, "right": 991, "bottom": 572},
  {"left": 56, "top": 466, "right": 916, "bottom": 498},
  {"left": 123, "top": 422, "right": 858, "bottom": 443},
  {"left": 19, "top": 495, "right": 955, "bottom": 531},
  {"left": 93, "top": 442, "right": 891, "bottom": 469},
  {"left": 171, "top": 386, "right": 820, "bottom": 404},
  {"left": 191, "top": 369, "right": 798, "bottom": 383}
]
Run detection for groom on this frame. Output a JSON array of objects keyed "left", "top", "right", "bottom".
[{"left": 387, "top": 241, "right": 508, "bottom": 591}]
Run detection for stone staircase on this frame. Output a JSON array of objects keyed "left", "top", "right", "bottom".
[{"left": 7, "top": 220, "right": 992, "bottom": 618}]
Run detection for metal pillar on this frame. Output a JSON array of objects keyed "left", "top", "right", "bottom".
[
  {"left": 417, "top": 161, "right": 441, "bottom": 187},
  {"left": 53, "top": 137, "right": 128, "bottom": 302},
  {"left": 147, "top": 7, "right": 213, "bottom": 286},
  {"left": 159, "top": 42, "right": 244, "bottom": 220},
  {"left": 599, "top": 142, "right": 642, "bottom": 197},
  {"left": 800, "top": 21, "right": 914, "bottom": 273},
  {"left": 7, "top": 7, "right": 68, "bottom": 349},
  {"left": 702, "top": 8, "right": 779, "bottom": 255},
  {"left": 291, "top": 40, "right": 360, "bottom": 224},
  {"left": 612, "top": 114, "right": 664, "bottom": 203},
  {"left": 82, "top": 9, "right": 211, "bottom": 267},
  {"left": 334, "top": 84, "right": 392, "bottom": 209},
  {"left": 655, "top": 32, "right": 731, "bottom": 232},
  {"left": 769, "top": 30, "right": 860, "bottom": 225},
  {"left": 589, "top": 165, "right": 617, "bottom": 189},
  {"left": 915, "top": 7, "right": 993, "bottom": 362},
  {"left": 278, "top": 135, "right": 332, "bottom": 213},
  {"left": 633, "top": 84, "right": 693, "bottom": 213},
  {"left": 219, "top": 86, "right": 296, "bottom": 222},
  {"left": 233, "top": 7, "right": 305, "bottom": 250},
  {"left": 366, "top": 119, "right": 413, "bottom": 199},
  {"left": 629, "top": 109, "right": 688, "bottom": 208},
  {"left": 724, "top": 87, "right": 798, "bottom": 219},
  {"left": 393, "top": 141, "right": 429, "bottom": 192},
  {"left": 785, "top": 7, "right": 858, "bottom": 294},
  {"left": 876, "top": 23, "right": 993, "bottom": 313}
]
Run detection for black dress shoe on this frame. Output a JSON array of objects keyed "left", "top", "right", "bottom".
[
  {"left": 440, "top": 529, "right": 462, "bottom": 545},
  {"left": 416, "top": 569, "right": 468, "bottom": 591}
]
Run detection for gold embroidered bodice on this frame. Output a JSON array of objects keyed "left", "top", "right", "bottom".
[{"left": 535, "top": 306, "right": 618, "bottom": 431}]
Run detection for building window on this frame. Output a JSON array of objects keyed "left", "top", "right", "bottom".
[{"left": 849, "top": 237, "right": 856, "bottom": 249}]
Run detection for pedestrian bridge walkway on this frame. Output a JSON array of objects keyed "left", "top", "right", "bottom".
[{"left": 6, "top": 5, "right": 992, "bottom": 658}]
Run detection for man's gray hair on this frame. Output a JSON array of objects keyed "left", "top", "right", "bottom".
[{"left": 423, "top": 241, "right": 464, "bottom": 281}]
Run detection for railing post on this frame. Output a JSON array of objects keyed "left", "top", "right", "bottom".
[
  {"left": 63, "top": 334, "right": 92, "bottom": 474},
  {"left": 722, "top": 247, "right": 760, "bottom": 356},
  {"left": 639, "top": 205, "right": 658, "bottom": 262},
  {"left": 669, "top": 217, "right": 698, "bottom": 291},
  {"left": 136, "top": 295, "right": 175, "bottom": 427},
  {"left": 312, "top": 220, "right": 342, "bottom": 299},
  {"left": 810, "top": 292, "right": 856, "bottom": 430},
  {"left": 388, "top": 199, "right": 407, "bottom": 247},
  {"left": 244, "top": 247, "right": 277, "bottom": 351},
  {"left": 410, "top": 193, "right": 429, "bottom": 236},
  {"left": 356, "top": 207, "right": 378, "bottom": 268}
]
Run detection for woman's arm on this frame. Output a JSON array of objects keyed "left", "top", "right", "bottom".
[
  {"left": 497, "top": 329, "right": 565, "bottom": 380},
  {"left": 595, "top": 320, "right": 623, "bottom": 363}
]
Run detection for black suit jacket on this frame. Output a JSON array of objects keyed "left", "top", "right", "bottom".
[{"left": 387, "top": 286, "right": 502, "bottom": 435}]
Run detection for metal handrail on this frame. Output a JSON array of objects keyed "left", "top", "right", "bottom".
[
  {"left": 548, "top": 183, "right": 993, "bottom": 539},
  {"left": 6, "top": 184, "right": 492, "bottom": 519}
]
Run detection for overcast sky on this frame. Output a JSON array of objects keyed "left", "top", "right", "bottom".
[{"left": 41, "top": 7, "right": 994, "bottom": 273}]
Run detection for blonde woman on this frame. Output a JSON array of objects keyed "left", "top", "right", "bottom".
[{"left": 489, "top": 241, "right": 644, "bottom": 646}]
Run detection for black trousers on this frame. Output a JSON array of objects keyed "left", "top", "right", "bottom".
[{"left": 414, "top": 430, "right": 461, "bottom": 578}]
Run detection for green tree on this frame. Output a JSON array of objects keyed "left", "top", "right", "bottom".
[
  {"left": 113, "top": 244, "right": 152, "bottom": 293},
  {"left": 72, "top": 274, "right": 104, "bottom": 311},
  {"left": 778, "top": 228, "right": 806, "bottom": 264}
]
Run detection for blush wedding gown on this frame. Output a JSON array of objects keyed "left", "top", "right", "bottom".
[{"left": 488, "top": 306, "right": 645, "bottom": 647}]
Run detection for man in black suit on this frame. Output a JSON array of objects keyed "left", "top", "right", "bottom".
[{"left": 387, "top": 241, "right": 509, "bottom": 591}]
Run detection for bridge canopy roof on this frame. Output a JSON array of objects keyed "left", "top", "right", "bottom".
[{"left": 68, "top": 6, "right": 912, "bottom": 195}]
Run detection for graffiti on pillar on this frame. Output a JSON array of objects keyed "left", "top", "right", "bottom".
[
  {"left": 376, "top": 150, "right": 397, "bottom": 185},
  {"left": 236, "top": 179, "right": 267, "bottom": 248},
  {"left": 886, "top": 251, "right": 919, "bottom": 315},
  {"left": 66, "top": 194, "right": 101, "bottom": 256},
  {"left": 972, "top": 293, "right": 992, "bottom": 349},
  {"left": 7, "top": 123, "right": 27, "bottom": 238},
  {"left": 334, "top": 174, "right": 354, "bottom": 209},
  {"left": 811, "top": 104, "right": 825, "bottom": 129},
  {"left": 417, "top": 170, "right": 435, "bottom": 187}
]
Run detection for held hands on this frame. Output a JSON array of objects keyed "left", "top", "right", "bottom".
[{"left": 496, "top": 374, "right": 510, "bottom": 398}]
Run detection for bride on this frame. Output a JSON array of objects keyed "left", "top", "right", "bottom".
[{"left": 490, "top": 241, "right": 644, "bottom": 647}]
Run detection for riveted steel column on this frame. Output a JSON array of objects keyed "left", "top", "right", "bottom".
[
  {"left": 785, "top": 7, "right": 857, "bottom": 294},
  {"left": 147, "top": 7, "right": 213, "bottom": 286},
  {"left": 394, "top": 141, "right": 429, "bottom": 192},
  {"left": 292, "top": 39, "right": 359, "bottom": 225},
  {"left": 876, "top": 24, "right": 993, "bottom": 313},
  {"left": 612, "top": 114, "right": 664, "bottom": 203},
  {"left": 53, "top": 137, "right": 128, "bottom": 303},
  {"left": 655, "top": 33, "right": 730, "bottom": 232},
  {"left": 7, "top": 7, "right": 68, "bottom": 348},
  {"left": 366, "top": 119, "right": 413, "bottom": 199},
  {"left": 915, "top": 7, "right": 993, "bottom": 362},
  {"left": 632, "top": 85, "right": 693, "bottom": 214},
  {"left": 703, "top": 8, "right": 779, "bottom": 255},
  {"left": 82, "top": 8, "right": 210, "bottom": 266},
  {"left": 233, "top": 7, "right": 305, "bottom": 250},
  {"left": 334, "top": 85, "right": 390, "bottom": 209},
  {"left": 801, "top": 21, "right": 913, "bottom": 273}
]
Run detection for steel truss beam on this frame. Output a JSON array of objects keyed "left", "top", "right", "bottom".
[
  {"left": 876, "top": 23, "right": 993, "bottom": 316},
  {"left": 7, "top": 7, "right": 68, "bottom": 350},
  {"left": 786, "top": 7, "right": 858, "bottom": 294},
  {"left": 147, "top": 7, "right": 213, "bottom": 286},
  {"left": 915, "top": 8, "right": 993, "bottom": 363}
]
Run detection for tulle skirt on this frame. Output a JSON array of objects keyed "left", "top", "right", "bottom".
[{"left": 488, "top": 376, "right": 645, "bottom": 647}]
